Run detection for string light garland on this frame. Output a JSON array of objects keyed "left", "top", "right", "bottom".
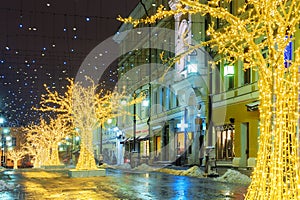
[{"left": 119, "top": 0, "right": 300, "bottom": 199}]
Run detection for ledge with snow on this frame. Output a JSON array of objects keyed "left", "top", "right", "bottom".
[{"left": 68, "top": 169, "right": 106, "bottom": 177}]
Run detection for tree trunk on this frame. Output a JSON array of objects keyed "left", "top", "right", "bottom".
[
  {"left": 13, "top": 159, "right": 18, "bottom": 169},
  {"left": 246, "top": 64, "right": 299, "bottom": 199},
  {"left": 76, "top": 130, "right": 97, "bottom": 170},
  {"left": 50, "top": 144, "right": 60, "bottom": 165}
]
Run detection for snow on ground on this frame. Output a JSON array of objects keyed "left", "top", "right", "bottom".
[
  {"left": 214, "top": 169, "right": 251, "bottom": 185},
  {"left": 111, "top": 163, "right": 132, "bottom": 170},
  {"left": 118, "top": 163, "right": 131, "bottom": 169},
  {"left": 180, "top": 166, "right": 205, "bottom": 177},
  {"left": 157, "top": 166, "right": 205, "bottom": 178},
  {"left": 157, "top": 168, "right": 182, "bottom": 175},
  {"left": 0, "top": 180, "right": 19, "bottom": 191},
  {"left": 98, "top": 163, "right": 110, "bottom": 169},
  {"left": 134, "top": 163, "right": 156, "bottom": 171},
  {"left": 108, "top": 163, "right": 250, "bottom": 185}
]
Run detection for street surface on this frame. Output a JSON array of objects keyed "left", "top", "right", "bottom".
[{"left": 0, "top": 168, "right": 248, "bottom": 200}]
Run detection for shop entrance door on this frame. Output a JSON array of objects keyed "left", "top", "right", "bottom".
[
  {"left": 216, "top": 127, "right": 235, "bottom": 160},
  {"left": 240, "top": 122, "right": 249, "bottom": 167}
]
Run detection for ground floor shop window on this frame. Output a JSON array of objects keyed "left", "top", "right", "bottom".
[
  {"left": 176, "top": 132, "right": 185, "bottom": 155},
  {"left": 155, "top": 136, "right": 161, "bottom": 156},
  {"left": 187, "top": 132, "right": 193, "bottom": 154},
  {"left": 140, "top": 140, "right": 149, "bottom": 157},
  {"left": 216, "top": 126, "right": 235, "bottom": 160}
]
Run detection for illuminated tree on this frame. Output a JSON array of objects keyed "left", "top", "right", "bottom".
[
  {"left": 6, "top": 149, "right": 26, "bottom": 169},
  {"left": 118, "top": 0, "right": 300, "bottom": 199},
  {"left": 41, "top": 115, "right": 74, "bottom": 166},
  {"left": 37, "top": 77, "right": 143, "bottom": 170},
  {"left": 23, "top": 122, "right": 49, "bottom": 168},
  {"left": 22, "top": 115, "right": 73, "bottom": 167}
]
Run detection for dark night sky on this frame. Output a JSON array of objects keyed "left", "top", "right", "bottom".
[{"left": 0, "top": 0, "right": 140, "bottom": 126}]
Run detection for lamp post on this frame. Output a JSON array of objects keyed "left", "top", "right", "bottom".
[
  {"left": 0, "top": 117, "right": 4, "bottom": 167},
  {"left": 131, "top": 89, "right": 150, "bottom": 168},
  {"left": 0, "top": 117, "right": 5, "bottom": 167},
  {"left": 133, "top": 92, "right": 137, "bottom": 152},
  {"left": 140, "top": 0, "right": 152, "bottom": 163}
]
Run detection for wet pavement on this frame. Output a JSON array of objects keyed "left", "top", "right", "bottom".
[{"left": 0, "top": 168, "right": 249, "bottom": 200}]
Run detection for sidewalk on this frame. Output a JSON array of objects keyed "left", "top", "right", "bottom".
[
  {"left": 0, "top": 169, "right": 26, "bottom": 199},
  {"left": 160, "top": 164, "right": 253, "bottom": 177},
  {"left": 215, "top": 166, "right": 253, "bottom": 177}
]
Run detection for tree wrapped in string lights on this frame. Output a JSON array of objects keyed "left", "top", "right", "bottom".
[
  {"left": 43, "top": 116, "right": 74, "bottom": 166},
  {"left": 37, "top": 77, "right": 143, "bottom": 170},
  {"left": 119, "top": 0, "right": 300, "bottom": 198},
  {"left": 23, "top": 116, "right": 73, "bottom": 167},
  {"left": 23, "top": 121, "right": 49, "bottom": 168},
  {"left": 6, "top": 148, "right": 26, "bottom": 169}
]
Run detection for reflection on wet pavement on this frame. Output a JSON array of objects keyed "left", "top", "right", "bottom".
[{"left": 0, "top": 168, "right": 248, "bottom": 200}]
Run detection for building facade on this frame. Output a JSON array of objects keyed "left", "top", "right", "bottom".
[
  {"left": 101, "top": 0, "right": 300, "bottom": 168},
  {"left": 111, "top": 0, "right": 210, "bottom": 167}
]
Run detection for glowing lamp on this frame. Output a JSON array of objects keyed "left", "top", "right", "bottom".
[
  {"left": 142, "top": 99, "right": 149, "bottom": 107},
  {"left": 224, "top": 65, "right": 234, "bottom": 76},
  {"left": 3, "top": 128, "right": 10, "bottom": 134},
  {"left": 107, "top": 118, "right": 112, "bottom": 124},
  {"left": 0, "top": 117, "right": 4, "bottom": 124},
  {"left": 187, "top": 63, "right": 198, "bottom": 73}
]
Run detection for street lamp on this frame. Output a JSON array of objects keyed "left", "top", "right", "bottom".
[
  {"left": 131, "top": 89, "right": 150, "bottom": 168},
  {"left": 140, "top": 0, "right": 152, "bottom": 163},
  {"left": 0, "top": 117, "right": 8, "bottom": 167},
  {"left": 224, "top": 65, "right": 234, "bottom": 76},
  {"left": 0, "top": 117, "right": 4, "bottom": 166},
  {"left": 133, "top": 92, "right": 137, "bottom": 153}
]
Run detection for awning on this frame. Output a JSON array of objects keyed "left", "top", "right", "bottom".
[
  {"left": 121, "top": 137, "right": 137, "bottom": 143},
  {"left": 246, "top": 101, "right": 260, "bottom": 111},
  {"left": 120, "top": 137, "right": 130, "bottom": 144},
  {"left": 138, "top": 135, "right": 149, "bottom": 141}
]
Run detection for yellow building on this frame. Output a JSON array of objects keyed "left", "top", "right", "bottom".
[
  {"left": 211, "top": 0, "right": 300, "bottom": 168},
  {"left": 211, "top": 59, "right": 260, "bottom": 167},
  {"left": 112, "top": 0, "right": 300, "bottom": 168}
]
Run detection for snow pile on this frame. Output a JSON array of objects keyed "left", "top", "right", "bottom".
[
  {"left": 181, "top": 166, "right": 205, "bottom": 177},
  {"left": 214, "top": 169, "right": 251, "bottom": 185},
  {"left": 135, "top": 164, "right": 155, "bottom": 171},
  {"left": 157, "top": 166, "right": 205, "bottom": 177},
  {"left": 0, "top": 180, "right": 19, "bottom": 191},
  {"left": 117, "top": 163, "right": 131, "bottom": 170},
  {"left": 98, "top": 163, "right": 109, "bottom": 169},
  {"left": 157, "top": 168, "right": 182, "bottom": 175}
]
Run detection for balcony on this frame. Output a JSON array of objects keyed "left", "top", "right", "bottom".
[{"left": 213, "top": 82, "right": 259, "bottom": 107}]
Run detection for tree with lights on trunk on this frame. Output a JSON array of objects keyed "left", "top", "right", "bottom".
[
  {"left": 6, "top": 148, "right": 26, "bottom": 169},
  {"left": 44, "top": 116, "right": 74, "bottom": 165},
  {"left": 23, "top": 121, "right": 49, "bottom": 168},
  {"left": 119, "top": 0, "right": 300, "bottom": 198},
  {"left": 37, "top": 77, "right": 143, "bottom": 170},
  {"left": 23, "top": 115, "right": 73, "bottom": 167}
]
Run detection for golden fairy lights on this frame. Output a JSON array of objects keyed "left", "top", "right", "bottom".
[
  {"left": 23, "top": 115, "right": 73, "bottom": 167},
  {"left": 36, "top": 76, "right": 143, "bottom": 170},
  {"left": 119, "top": 0, "right": 300, "bottom": 199},
  {"left": 6, "top": 149, "right": 26, "bottom": 169}
]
